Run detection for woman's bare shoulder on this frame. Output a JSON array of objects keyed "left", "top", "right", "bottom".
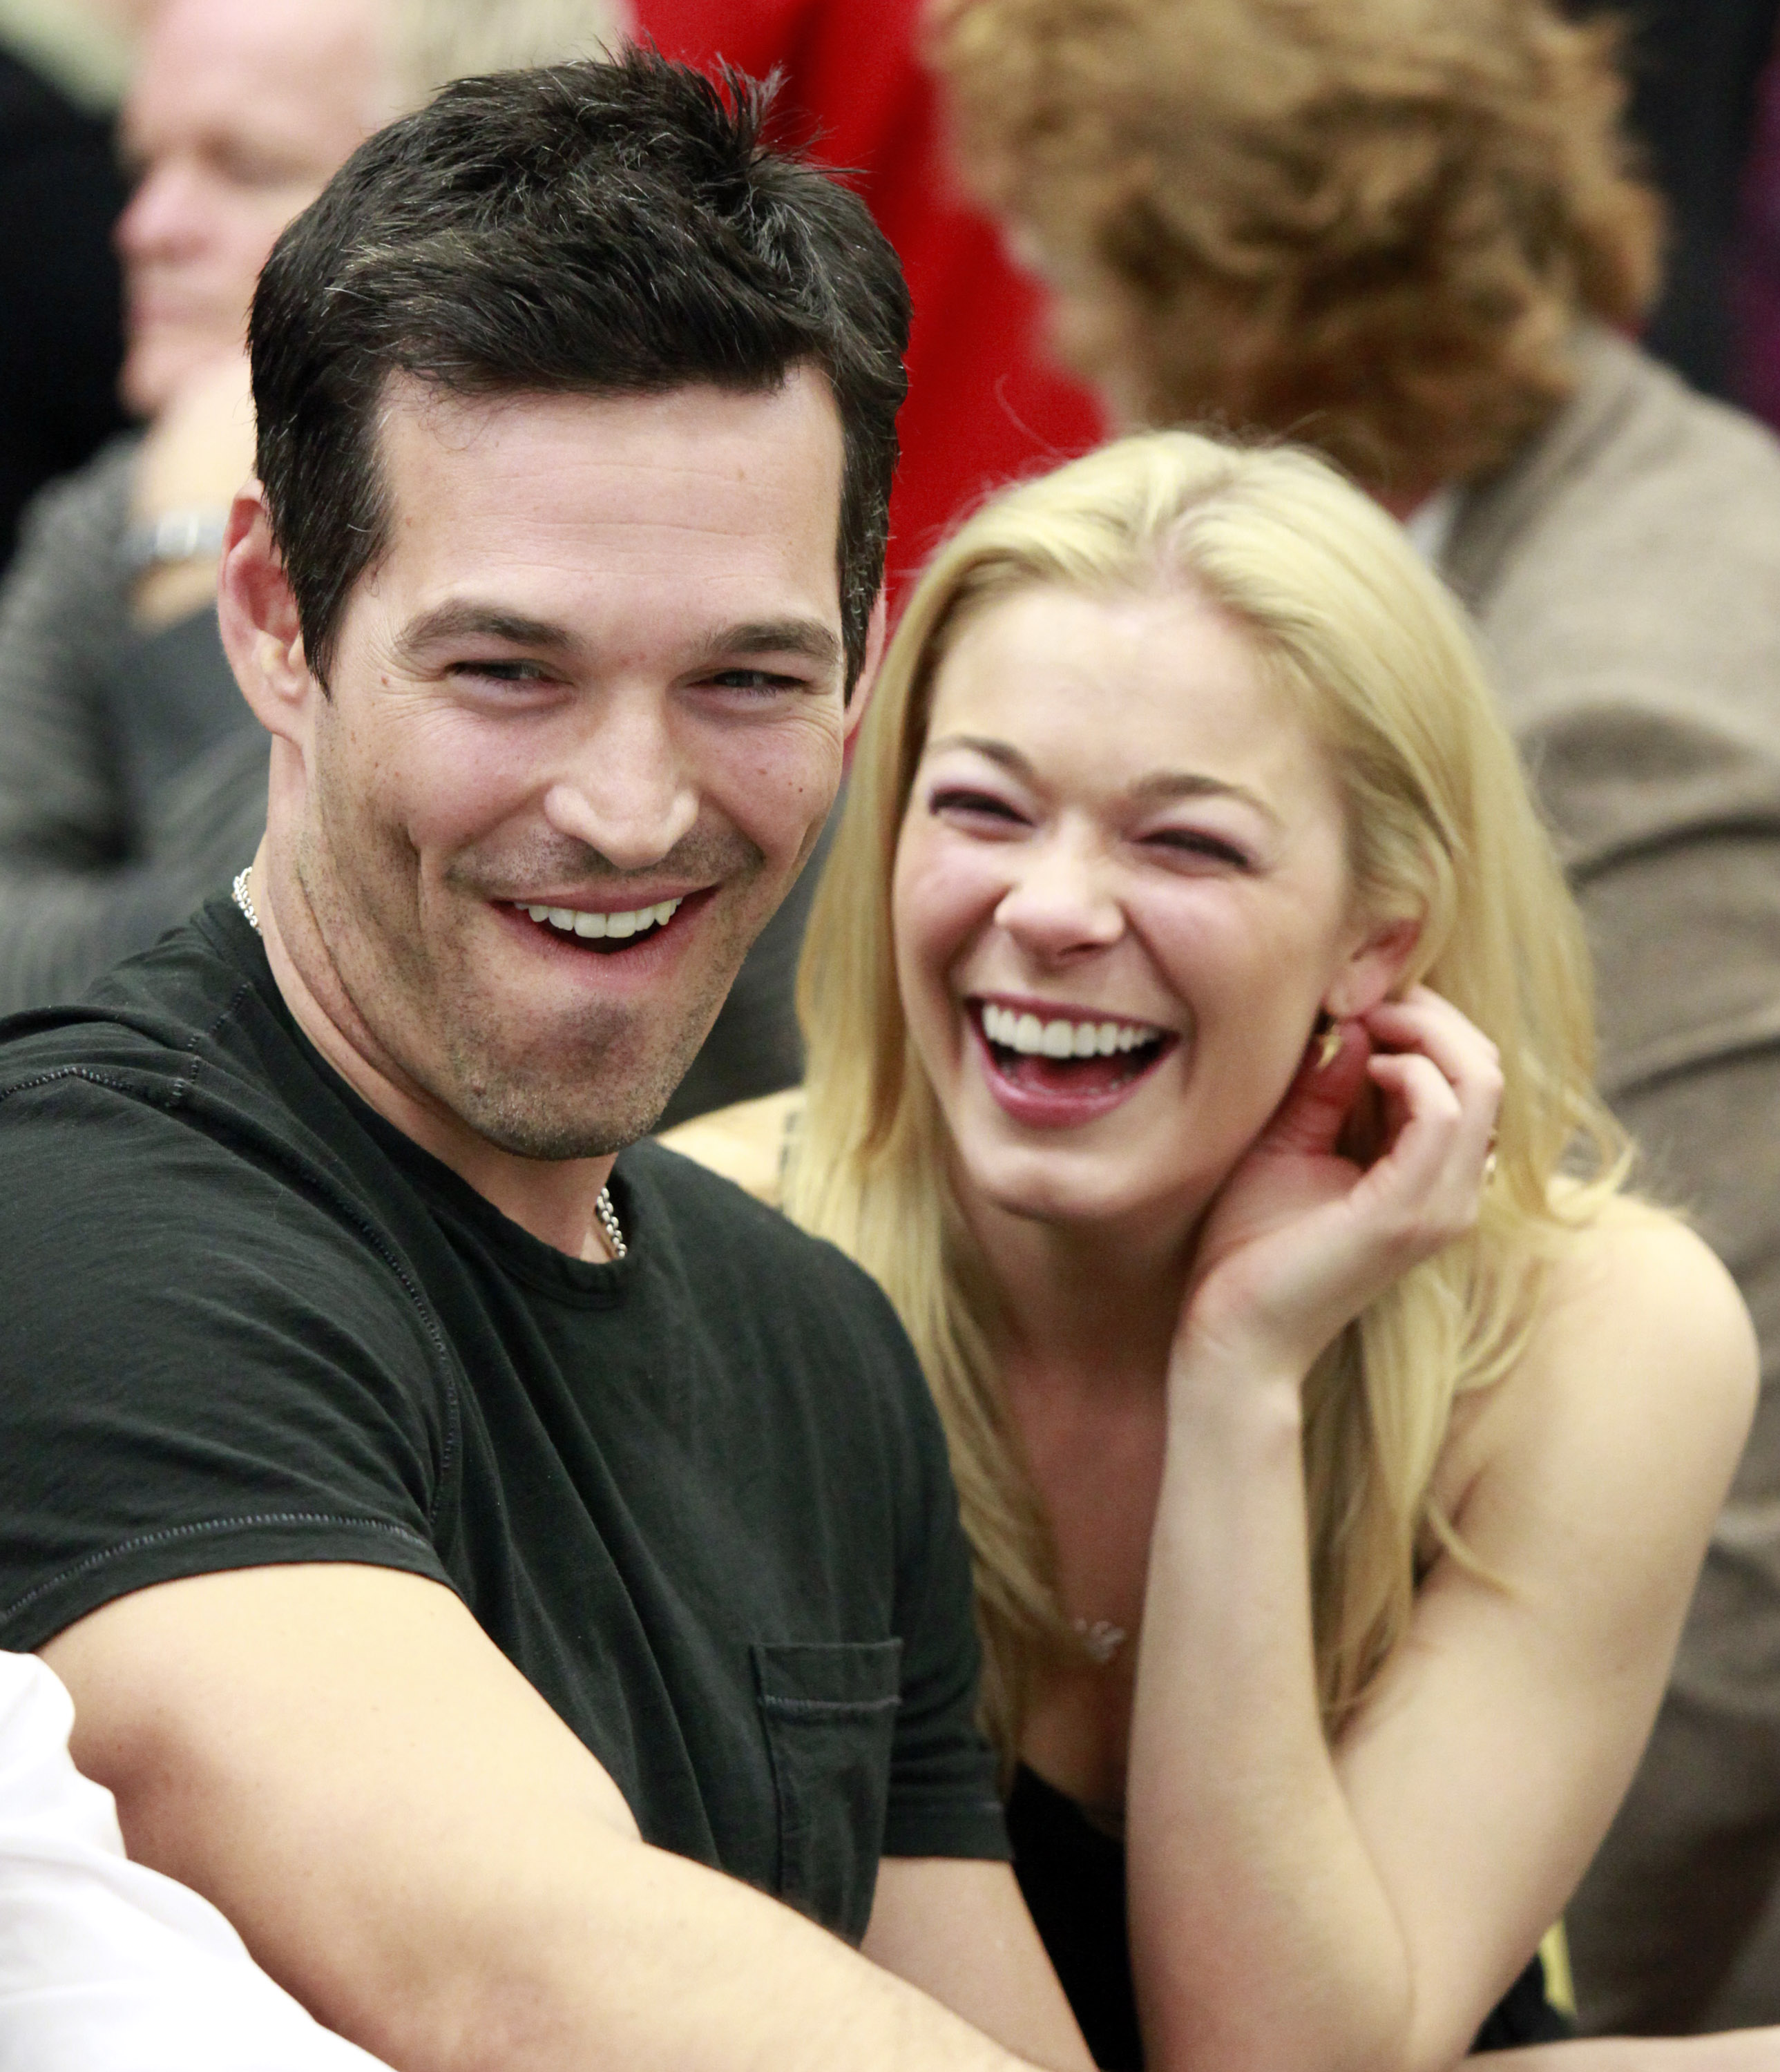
[
  {"left": 1535, "top": 1197, "right": 1756, "bottom": 1405},
  {"left": 1436, "top": 1198, "right": 1755, "bottom": 1543},
  {"left": 653, "top": 1088, "right": 805, "bottom": 1208}
]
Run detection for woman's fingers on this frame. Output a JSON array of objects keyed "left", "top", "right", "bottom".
[
  {"left": 1252, "top": 1018, "right": 1374, "bottom": 1158},
  {"left": 1361, "top": 986, "right": 1503, "bottom": 1185},
  {"left": 1180, "top": 988, "right": 1505, "bottom": 1377},
  {"left": 1361, "top": 1054, "right": 1481, "bottom": 1243},
  {"left": 1362, "top": 988, "right": 1502, "bottom": 1102}
]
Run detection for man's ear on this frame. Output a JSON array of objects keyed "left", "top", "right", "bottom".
[
  {"left": 216, "top": 483, "right": 316, "bottom": 747},
  {"left": 1323, "top": 913, "right": 1422, "bottom": 1020},
  {"left": 841, "top": 588, "right": 889, "bottom": 771}
]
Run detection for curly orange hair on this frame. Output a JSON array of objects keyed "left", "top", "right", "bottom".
[{"left": 930, "top": 0, "right": 1663, "bottom": 486}]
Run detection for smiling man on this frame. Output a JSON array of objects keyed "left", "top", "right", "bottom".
[
  {"left": 0, "top": 51, "right": 1089, "bottom": 2072},
  {"left": 251, "top": 372, "right": 850, "bottom": 1214}
]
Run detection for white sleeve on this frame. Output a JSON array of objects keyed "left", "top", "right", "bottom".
[{"left": 0, "top": 1651, "right": 393, "bottom": 2072}]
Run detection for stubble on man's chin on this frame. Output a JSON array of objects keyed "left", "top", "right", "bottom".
[
  {"left": 439, "top": 979, "right": 728, "bottom": 1162},
  {"left": 435, "top": 825, "right": 783, "bottom": 1158},
  {"left": 302, "top": 820, "right": 777, "bottom": 1163}
]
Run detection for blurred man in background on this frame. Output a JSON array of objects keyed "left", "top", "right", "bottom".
[
  {"left": 933, "top": 0, "right": 1780, "bottom": 2038},
  {"left": 0, "top": 0, "right": 624, "bottom": 1026}
]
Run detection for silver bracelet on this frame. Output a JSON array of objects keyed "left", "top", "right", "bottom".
[{"left": 120, "top": 506, "right": 231, "bottom": 577}]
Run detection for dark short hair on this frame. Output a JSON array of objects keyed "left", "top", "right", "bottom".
[{"left": 249, "top": 48, "right": 910, "bottom": 689}]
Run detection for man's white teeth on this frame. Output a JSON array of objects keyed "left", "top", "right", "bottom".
[
  {"left": 521, "top": 896, "right": 683, "bottom": 940},
  {"left": 980, "top": 1002, "right": 1162, "bottom": 1057}
]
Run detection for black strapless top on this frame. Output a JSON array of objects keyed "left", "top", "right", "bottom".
[{"left": 1006, "top": 1764, "right": 1573, "bottom": 2071}]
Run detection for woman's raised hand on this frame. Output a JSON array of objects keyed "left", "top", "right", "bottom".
[{"left": 1178, "top": 986, "right": 1503, "bottom": 1381}]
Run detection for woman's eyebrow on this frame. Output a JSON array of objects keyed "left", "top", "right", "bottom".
[
  {"left": 924, "top": 732, "right": 1033, "bottom": 775},
  {"left": 1131, "top": 770, "right": 1282, "bottom": 826},
  {"left": 925, "top": 734, "right": 1281, "bottom": 825}
]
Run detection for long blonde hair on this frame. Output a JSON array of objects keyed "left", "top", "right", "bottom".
[{"left": 788, "top": 430, "right": 1628, "bottom": 1760}]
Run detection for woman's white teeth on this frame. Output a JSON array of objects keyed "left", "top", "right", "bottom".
[
  {"left": 521, "top": 897, "right": 683, "bottom": 939},
  {"left": 981, "top": 1002, "right": 1160, "bottom": 1057}
]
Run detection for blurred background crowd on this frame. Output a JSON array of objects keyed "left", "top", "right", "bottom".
[{"left": 3, "top": 0, "right": 1780, "bottom": 2051}]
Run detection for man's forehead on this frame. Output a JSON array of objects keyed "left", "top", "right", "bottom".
[
  {"left": 128, "top": 0, "right": 387, "bottom": 146},
  {"left": 356, "top": 371, "right": 849, "bottom": 640},
  {"left": 376, "top": 367, "right": 845, "bottom": 467}
]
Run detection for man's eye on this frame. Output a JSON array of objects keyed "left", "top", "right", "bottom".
[
  {"left": 451, "top": 660, "right": 549, "bottom": 685},
  {"left": 211, "top": 144, "right": 317, "bottom": 192},
  {"left": 704, "top": 669, "right": 802, "bottom": 694}
]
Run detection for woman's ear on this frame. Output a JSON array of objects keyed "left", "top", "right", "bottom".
[
  {"left": 216, "top": 483, "right": 316, "bottom": 749},
  {"left": 1323, "top": 914, "right": 1422, "bottom": 1020}
]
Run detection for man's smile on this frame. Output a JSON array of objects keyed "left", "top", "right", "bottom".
[
  {"left": 497, "top": 888, "right": 720, "bottom": 963},
  {"left": 515, "top": 896, "right": 685, "bottom": 946}
]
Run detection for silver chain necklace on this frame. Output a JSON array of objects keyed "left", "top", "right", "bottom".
[
  {"left": 593, "top": 1185, "right": 627, "bottom": 1260},
  {"left": 231, "top": 865, "right": 259, "bottom": 934},
  {"left": 1073, "top": 1618, "right": 1128, "bottom": 1666},
  {"left": 230, "top": 866, "right": 626, "bottom": 1261}
]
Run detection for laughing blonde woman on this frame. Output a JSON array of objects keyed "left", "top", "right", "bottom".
[{"left": 664, "top": 430, "right": 1757, "bottom": 2071}]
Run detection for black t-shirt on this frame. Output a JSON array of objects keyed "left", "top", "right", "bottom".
[{"left": 0, "top": 901, "right": 1006, "bottom": 1942}]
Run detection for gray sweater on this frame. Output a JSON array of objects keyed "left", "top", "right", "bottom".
[
  {"left": 0, "top": 437, "right": 267, "bottom": 1014},
  {"left": 1445, "top": 327, "right": 1780, "bottom": 2029}
]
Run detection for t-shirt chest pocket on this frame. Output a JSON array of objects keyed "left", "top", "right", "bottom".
[{"left": 751, "top": 1638, "right": 903, "bottom": 1944}]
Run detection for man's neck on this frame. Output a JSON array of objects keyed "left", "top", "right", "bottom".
[{"left": 237, "top": 856, "right": 621, "bottom": 1261}]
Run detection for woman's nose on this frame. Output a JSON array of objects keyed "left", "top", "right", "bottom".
[{"left": 992, "top": 837, "right": 1125, "bottom": 959}]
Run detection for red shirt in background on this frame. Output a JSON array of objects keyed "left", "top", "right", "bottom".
[{"left": 631, "top": 0, "right": 1105, "bottom": 600}]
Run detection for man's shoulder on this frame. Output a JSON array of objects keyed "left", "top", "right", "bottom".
[
  {"left": 1451, "top": 332, "right": 1780, "bottom": 740},
  {"left": 0, "top": 902, "right": 403, "bottom": 1241},
  {"left": 0, "top": 901, "right": 280, "bottom": 1104},
  {"left": 1556, "top": 333, "right": 1780, "bottom": 539},
  {"left": 628, "top": 1128, "right": 924, "bottom": 1401}
]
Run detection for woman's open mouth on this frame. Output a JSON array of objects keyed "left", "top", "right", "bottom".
[{"left": 970, "top": 999, "right": 1176, "bottom": 1119}]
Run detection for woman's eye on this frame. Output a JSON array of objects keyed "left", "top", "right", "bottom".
[
  {"left": 1145, "top": 829, "right": 1251, "bottom": 868},
  {"left": 928, "top": 786, "right": 1025, "bottom": 826}
]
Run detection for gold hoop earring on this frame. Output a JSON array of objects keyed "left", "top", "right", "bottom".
[{"left": 1314, "top": 1017, "right": 1343, "bottom": 1072}]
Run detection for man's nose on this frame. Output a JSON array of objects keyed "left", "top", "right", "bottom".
[
  {"left": 115, "top": 158, "right": 208, "bottom": 265},
  {"left": 993, "top": 834, "right": 1125, "bottom": 959},
  {"left": 541, "top": 694, "right": 700, "bottom": 872}
]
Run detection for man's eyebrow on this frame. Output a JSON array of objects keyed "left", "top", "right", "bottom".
[
  {"left": 391, "top": 607, "right": 843, "bottom": 677},
  {"left": 924, "top": 734, "right": 1281, "bottom": 823},
  {"left": 393, "top": 601, "right": 578, "bottom": 664},
  {"left": 686, "top": 619, "right": 844, "bottom": 673}
]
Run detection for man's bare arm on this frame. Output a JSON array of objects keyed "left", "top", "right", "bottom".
[
  {"left": 41, "top": 1562, "right": 1094, "bottom": 2072},
  {"left": 863, "top": 1858, "right": 1089, "bottom": 2069}
]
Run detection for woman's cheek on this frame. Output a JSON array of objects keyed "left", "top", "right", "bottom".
[{"left": 894, "top": 834, "right": 999, "bottom": 963}]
